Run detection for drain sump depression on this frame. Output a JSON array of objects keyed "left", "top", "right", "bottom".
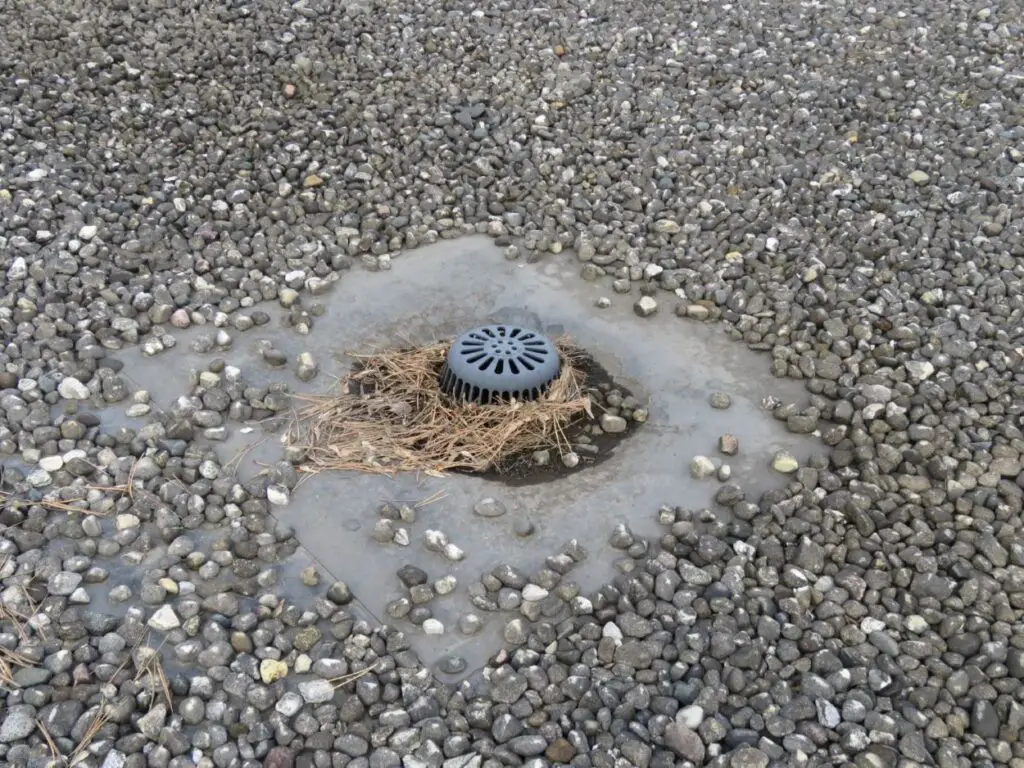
[
  {"left": 435, "top": 325, "right": 646, "bottom": 486},
  {"left": 470, "top": 347, "right": 646, "bottom": 486},
  {"left": 299, "top": 325, "right": 645, "bottom": 485}
]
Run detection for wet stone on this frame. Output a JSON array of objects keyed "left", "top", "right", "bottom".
[
  {"left": 690, "top": 455, "right": 716, "bottom": 478},
  {"left": 48, "top": 571, "right": 83, "bottom": 595},
  {"left": 504, "top": 618, "right": 528, "bottom": 644},
  {"left": 493, "top": 564, "right": 528, "bottom": 589},
  {"left": 292, "top": 626, "right": 321, "bottom": 652},
  {"left": 709, "top": 392, "right": 731, "bottom": 409},
  {"left": 633, "top": 296, "right": 658, "bottom": 317},
  {"left": 266, "top": 485, "right": 290, "bottom": 506},
  {"left": 327, "top": 581, "right": 353, "bottom": 604},
  {"left": 600, "top": 413, "right": 628, "bottom": 433},
  {"left": 147, "top": 605, "right": 180, "bottom": 631},
  {"left": 422, "top": 618, "right": 444, "bottom": 635},
  {"left": 386, "top": 598, "right": 412, "bottom": 619},
  {"left": 771, "top": 451, "right": 799, "bottom": 473},
  {"left": 295, "top": 352, "right": 318, "bottom": 381},
  {"left": 434, "top": 575, "right": 457, "bottom": 595},
  {"left": 473, "top": 497, "right": 507, "bottom": 518},
  {"left": 438, "top": 655, "right": 467, "bottom": 675},
  {"left": 513, "top": 518, "right": 534, "bottom": 537},
  {"left": 263, "top": 348, "right": 287, "bottom": 367},
  {"left": 409, "top": 584, "right": 434, "bottom": 604},
  {"left": 398, "top": 565, "right": 428, "bottom": 587},
  {"left": 714, "top": 484, "right": 745, "bottom": 505},
  {"left": 458, "top": 613, "right": 483, "bottom": 635},
  {"left": 609, "top": 523, "right": 635, "bottom": 549}
]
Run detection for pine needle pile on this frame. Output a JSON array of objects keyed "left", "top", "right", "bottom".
[{"left": 288, "top": 337, "right": 591, "bottom": 476}]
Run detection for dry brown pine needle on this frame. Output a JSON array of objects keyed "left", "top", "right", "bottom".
[{"left": 288, "top": 337, "right": 591, "bottom": 475}]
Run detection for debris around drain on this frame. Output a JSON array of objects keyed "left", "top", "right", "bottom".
[
  {"left": 288, "top": 338, "right": 589, "bottom": 475},
  {"left": 287, "top": 336, "right": 643, "bottom": 482}
]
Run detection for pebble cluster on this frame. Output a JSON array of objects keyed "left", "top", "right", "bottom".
[
  {"left": 1, "top": 0, "right": 1023, "bottom": 767},
  {"left": 547, "top": 379, "right": 645, "bottom": 474}
]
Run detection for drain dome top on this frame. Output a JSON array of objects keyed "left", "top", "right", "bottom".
[{"left": 440, "top": 325, "right": 560, "bottom": 404}]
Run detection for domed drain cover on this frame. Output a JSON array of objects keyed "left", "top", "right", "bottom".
[{"left": 440, "top": 325, "right": 561, "bottom": 404}]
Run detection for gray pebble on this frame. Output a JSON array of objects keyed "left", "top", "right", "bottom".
[{"left": 473, "top": 497, "right": 507, "bottom": 518}]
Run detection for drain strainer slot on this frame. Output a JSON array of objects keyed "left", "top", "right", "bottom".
[{"left": 440, "top": 325, "right": 561, "bottom": 404}]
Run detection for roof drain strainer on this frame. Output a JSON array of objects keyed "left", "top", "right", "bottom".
[{"left": 440, "top": 325, "right": 561, "bottom": 404}]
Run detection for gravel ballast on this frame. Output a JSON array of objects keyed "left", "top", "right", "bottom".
[{"left": 1, "top": 1, "right": 1023, "bottom": 768}]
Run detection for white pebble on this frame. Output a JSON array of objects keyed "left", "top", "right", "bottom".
[
  {"left": 677, "top": 705, "right": 705, "bottom": 729},
  {"left": 905, "top": 360, "right": 935, "bottom": 381},
  {"left": 633, "top": 296, "right": 658, "bottom": 317},
  {"left": 905, "top": 615, "right": 929, "bottom": 633},
  {"left": 147, "top": 605, "right": 181, "bottom": 631},
  {"left": 39, "top": 456, "right": 63, "bottom": 472},
  {"left": 276, "top": 692, "right": 304, "bottom": 717},
  {"left": 861, "top": 617, "right": 887, "bottom": 634},
  {"left": 434, "top": 575, "right": 457, "bottom": 595},
  {"left": 298, "top": 679, "right": 334, "bottom": 704},
  {"left": 600, "top": 413, "right": 628, "bottom": 434},
  {"left": 57, "top": 377, "right": 91, "bottom": 400},
  {"left": 522, "top": 585, "right": 549, "bottom": 602},
  {"left": 690, "top": 455, "right": 716, "bottom": 479},
  {"left": 602, "top": 622, "right": 623, "bottom": 642},
  {"left": 7, "top": 257, "right": 27, "bottom": 281},
  {"left": 422, "top": 619, "right": 445, "bottom": 635},
  {"left": 266, "top": 485, "right": 290, "bottom": 506},
  {"left": 424, "top": 530, "right": 448, "bottom": 551},
  {"left": 643, "top": 263, "right": 664, "bottom": 279},
  {"left": 142, "top": 338, "right": 165, "bottom": 356},
  {"left": 115, "top": 514, "right": 140, "bottom": 531},
  {"left": 572, "top": 596, "right": 593, "bottom": 614}
]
